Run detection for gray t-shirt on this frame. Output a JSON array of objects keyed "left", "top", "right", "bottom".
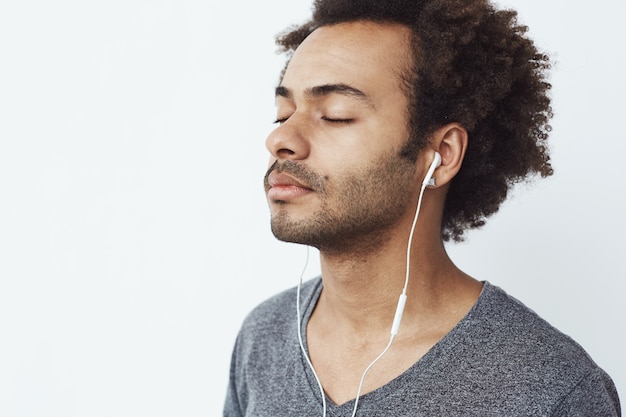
[{"left": 224, "top": 279, "right": 621, "bottom": 416}]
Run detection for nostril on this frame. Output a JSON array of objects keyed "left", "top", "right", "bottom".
[{"left": 278, "top": 148, "right": 296, "bottom": 156}]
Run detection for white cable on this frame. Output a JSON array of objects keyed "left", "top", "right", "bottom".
[
  {"left": 349, "top": 181, "right": 429, "bottom": 417},
  {"left": 350, "top": 333, "right": 396, "bottom": 417},
  {"left": 297, "top": 156, "right": 435, "bottom": 417},
  {"left": 296, "top": 246, "right": 327, "bottom": 417},
  {"left": 404, "top": 181, "right": 429, "bottom": 294}
]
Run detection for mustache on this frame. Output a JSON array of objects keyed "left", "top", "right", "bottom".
[{"left": 264, "top": 160, "right": 327, "bottom": 194}]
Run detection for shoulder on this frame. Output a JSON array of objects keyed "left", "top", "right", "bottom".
[
  {"left": 551, "top": 366, "right": 622, "bottom": 416},
  {"left": 456, "top": 282, "right": 621, "bottom": 414},
  {"left": 472, "top": 282, "right": 594, "bottom": 361},
  {"left": 471, "top": 282, "right": 598, "bottom": 370}
]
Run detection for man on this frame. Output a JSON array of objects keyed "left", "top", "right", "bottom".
[{"left": 224, "top": 0, "right": 621, "bottom": 415}]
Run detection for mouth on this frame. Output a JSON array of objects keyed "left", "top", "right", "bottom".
[
  {"left": 267, "top": 171, "right": 312, "bottom": 189},
  {"left": 266, "top": 171, "right": 314, "bottom": 202}
]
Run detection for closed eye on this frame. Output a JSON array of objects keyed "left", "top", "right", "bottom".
[
  {"left": 322, "top": 116, "right": 354, "bottom": 124},
  {"left": 273, "top": 116, "right": 290, "bottom": 124}
]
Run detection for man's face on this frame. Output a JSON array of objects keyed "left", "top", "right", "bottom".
[{"left": 264, "top": 21, "right": 421, "bottom": 253}]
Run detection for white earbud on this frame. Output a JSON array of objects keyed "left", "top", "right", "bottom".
[{"left": 423, "top": 151, "right": 442, "bottom": 188}]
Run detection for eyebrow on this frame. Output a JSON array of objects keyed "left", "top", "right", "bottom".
[{"left": 275, "top": 83, "right": 374, "bottom": 107}]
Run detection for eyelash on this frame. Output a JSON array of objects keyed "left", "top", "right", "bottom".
[
  {"left": 321, "top": 116, "right": 354, "bottom": 124},
  {"left": 273, "top": 116, "right": 354, "bottom": 124}
]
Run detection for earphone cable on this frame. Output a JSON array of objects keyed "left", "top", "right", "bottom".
[
  {"left": 350, "top": 180, "right": 428, "bottom": 417},
  {"left": 296, "top": 154, "right": 437, "bottom": 417},
  {"left": 296, "top": 246, "right": 328, "bottom": 417}
]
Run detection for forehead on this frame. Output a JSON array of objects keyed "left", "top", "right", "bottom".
[{"left": 281, "top": 21, "right": 413, "bottom": 99}]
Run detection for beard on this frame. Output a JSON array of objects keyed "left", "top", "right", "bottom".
[{"left": 264, "top": 149, "right": 416, "bottom": 255}]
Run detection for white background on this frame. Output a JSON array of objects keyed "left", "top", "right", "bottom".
[{"left": 0, "top": 0, "right": 624, "bottom": 415}]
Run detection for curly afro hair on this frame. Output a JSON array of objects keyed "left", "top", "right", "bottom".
[{"left": 275, "top": 0, "right": 553, "bottom": 242}]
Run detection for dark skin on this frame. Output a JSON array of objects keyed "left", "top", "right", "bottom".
[{"left": 265, "top": 21, "right": 483, "bottom": 405}]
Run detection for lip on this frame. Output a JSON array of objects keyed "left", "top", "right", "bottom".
[{"left": 267, "top": 172, "right": 313, "bottom": 201}]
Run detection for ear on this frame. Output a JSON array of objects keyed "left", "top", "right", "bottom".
[{"left": 428, "top": 123, "right": 468, "bottom": 188}]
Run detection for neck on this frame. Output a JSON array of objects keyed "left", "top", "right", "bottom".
[
  {"left": 312, "top": 212, "right": 482, "bottom": 340},
  {"left": 301, "top": 193, "right": 483, "bottom": 407}
]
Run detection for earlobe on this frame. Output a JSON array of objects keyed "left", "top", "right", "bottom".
[{"left": 428, "top": 123, "right": 468, "bottom": 188}]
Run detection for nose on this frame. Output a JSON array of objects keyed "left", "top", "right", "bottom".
[{"left": 265, "top": 118, "right": 311, "bottom": 161}]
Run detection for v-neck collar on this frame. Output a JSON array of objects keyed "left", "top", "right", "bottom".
[{"left": 296, "top": 277, "right": 489, "bottom": 415}]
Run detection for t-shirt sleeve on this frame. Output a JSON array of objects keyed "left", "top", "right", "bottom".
[
  {"left": 550, "top": 367, "right": 621, "bottom": 417},
  {"left": 223, "top": 333, "right": 245, "bottom": 417}
]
